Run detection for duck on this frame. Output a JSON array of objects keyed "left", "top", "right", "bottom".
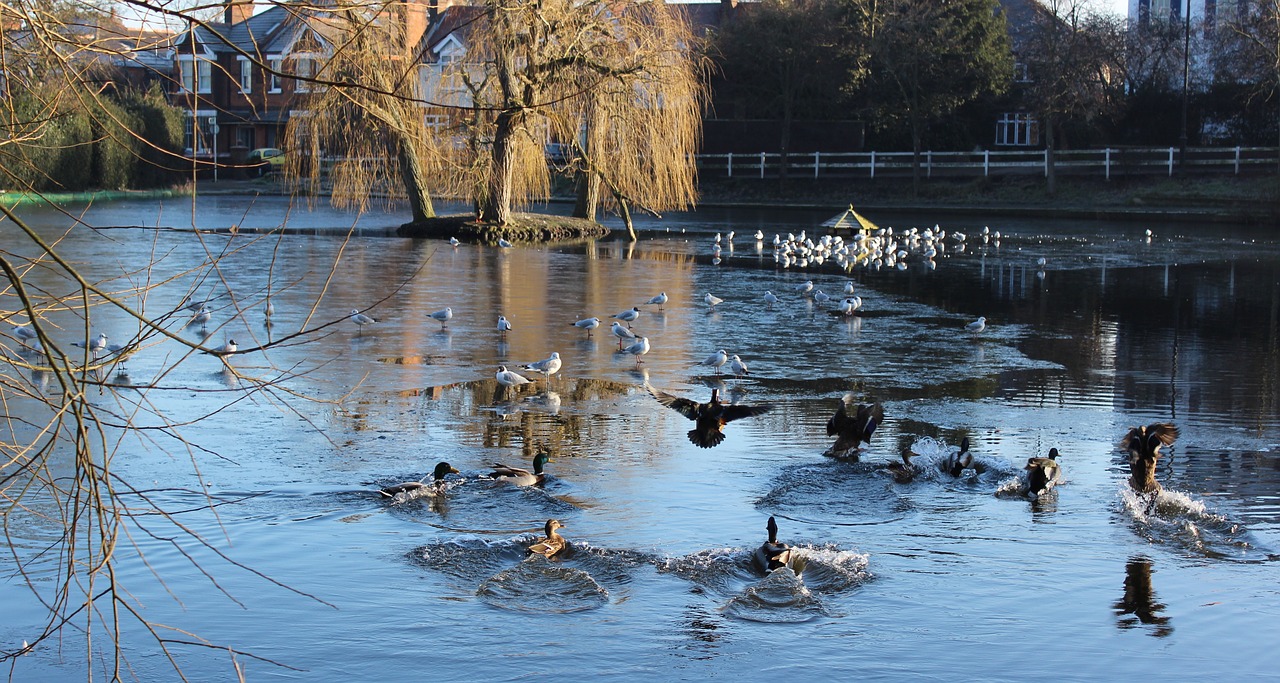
[
  {"left": 885, "top": 451, "right": 918, "bottom": 483},
  {"left": 379, "top": 461, "right": 459, "bottom": 502},
  {"left": 754, "top": 516, "right": 800, "bottom": 574},
  {"left": 824, "top": 396, "right": 883, "bottom": 459},
  {"left": 941, "top": 437, "right": 974, "bottom": 476},
  {"left": 1025, "top": 448, "right": 1062, "bottom": 499},
  {"left": 647, "top": 386, "right": 772, "bottom": 449},
  {"left": 489, "top": 450, "right": 551, "bottom": 486},
  {"left": 527, "top": 519, "right": 568, "bottom": 558},
  {"left": 1121, "top": 422, "right": 1179, "bottom": 494}
]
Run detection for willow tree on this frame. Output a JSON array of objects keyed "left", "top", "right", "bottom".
[
  {"left": 284, "top": 2, "right": 439, "bottom": 224},
  {"left": 429, "top": 0, "right": 706, "bottom": 229}
]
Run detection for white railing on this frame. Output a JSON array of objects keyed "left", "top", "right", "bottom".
[{"left": 697, "top": 146, "right": 1279, "bottom": 179}]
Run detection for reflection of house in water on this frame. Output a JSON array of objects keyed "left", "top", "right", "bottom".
[{"left": 1114, "top": 557, "right": 1173, "bottom": 637}]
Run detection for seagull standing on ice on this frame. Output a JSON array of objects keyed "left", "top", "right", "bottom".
[
  {"left": 611, "top": 307, "right": 641, "bottom": 328},
  {"left": 350, "top": 309, "right": 377, "bottom": 331},
  {"left": 729, "top": 354, "right": 749, "bottom": 377},
  {"left": 209, "top": 339, "right": 237, "bottom": 356},
  {"left": 190, "top": 306, "right": 212, "bottom": 326},
  {"left": 428, "top": 307, "right": 453, "bottom": 328},
  {"left": 12, "top": 324, "right": 37, "bottom": 342},
  {"left": 497, "top": 315, "right": 512, "bottom": 335},
  {"left": 496, "top": 365, "right": 532, "bottom": 387},
  {"left": 73, "top": 332, "right": 109, "bottom": 354},
  {"left": 795, "top": 280, "right": 814, "bottom": 295},
  {"left": 645, "top": 292, "right": 668, "bottom": 310},
  {"left": 449, "top": 236, "right": 460, "bottom": 246},
  {"left": 763, "top": 291, "right": 779, "bottom": 308},
  {"left": 698, "top": 349, "right": 729, "bottom": 374},
  {"left": 622, "top": 336, "right": 650, "bottom": 365},
  {"left": 571, "top": 317, "right": 601, "bottom": 337},
  {"left": 611, "top": 321, "right": 637, "bottom": 349},
  {"left": 704, "top": 293, "right": 724, "bottom": 309},
  {"left": 965, "top": 316, "right": 987, "bottom": 334},
  {"left": 844, "top": 281, "right": 855, "bottom": 295},
  {"left": 521, "top": 352, "right": 562, "bottom": 379}
]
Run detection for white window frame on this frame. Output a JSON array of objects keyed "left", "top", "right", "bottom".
[
  {"left": 238, "top": 56, "right": 252, "bottom": 93},
  {"left": 995, "top": 113, "right": 1039, "bottom": 147},
  {"left": 177, "top": 54, "right": 213, "bottom": 94},
  {"left": 294, "top": 53, "right": 316, "bottom": 93},
  {"left": 268, "top": 56, "right": 283, "bottom": 93}
]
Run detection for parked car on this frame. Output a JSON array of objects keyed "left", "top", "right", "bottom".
[{"left": 247, "top": 147, "right": 286, "bottom": 176}]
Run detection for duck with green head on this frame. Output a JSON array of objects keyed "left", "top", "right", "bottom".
[
  {"left": 379, "top": 462, "right": 459, "bottom": 503},
  {"left": 489, "top": 450, "right": 551, "bottom": 486},
  {"left": 527, "top": 519, "right": 568, "bottom": 558}
]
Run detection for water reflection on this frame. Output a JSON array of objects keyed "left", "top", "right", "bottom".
[{"left": 1114, "top": 557, "right": 1173, "bottom": 637}]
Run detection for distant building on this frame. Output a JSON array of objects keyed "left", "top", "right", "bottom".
[{"left": 1129, "top": 0, "right": 1243, "bottom": 35}]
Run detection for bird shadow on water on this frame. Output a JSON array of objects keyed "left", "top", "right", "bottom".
[{"left": 1115, "top": 486, "right": 1274, "bottom": 562}]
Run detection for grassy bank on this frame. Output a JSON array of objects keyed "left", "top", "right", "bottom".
[{"left": 0, "top": 185, "right": 195, "bottom": 208}]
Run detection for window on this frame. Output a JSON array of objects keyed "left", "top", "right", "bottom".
[
  {"left": 236, "top": 126, "right": 254, "bottom": 149},
  {"left": 239, "top": 58, "right": 252, "bottom": 93},
  {"left": 1013, "top": 61, "right": 1029, "bottom": 83},
  {"left": 178, "top": 57, "right": 213, "bottom": 94},
  {"left": 995, "top": 113, "right": 1039, "bottom": 147},
  {"left": 183, "top": 113, "right": 216, "bottom": 155},
  {"left": 294, "top": 56, "right": 314, "bottom": 92},
  {"left": 269, "top": 57, "right": 282, "bottom": 92}
]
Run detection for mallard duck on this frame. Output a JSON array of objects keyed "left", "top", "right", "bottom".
[
  {"left": 754, "top": 516, "right": 804, "bottom": 574},
  {"left": 379, "top": 461, "right": 459, "bottom": 501},
  {"left": 941, "top": 437, "right": 974, "bottom": 477},
  {"left": 647, "top": 386, "right": 772, "bottom": 448},
  {"left": 824, "top": 396, "right": 883, "bottom": 458},
  {"left": 885, "top": 451, "right": 918, "bottom": 483},
  {"left": 1025, "top": 448, "right": 1062, "bottom": 498},
  {"left": 490, "top": 450, "right": 551, "bottom": 486},
  {"left": 527, "top": 519, "right": 568, "bottom": 558},
  {"left": 1122, "top": 422, "right": 1179, "bottom": 493}
]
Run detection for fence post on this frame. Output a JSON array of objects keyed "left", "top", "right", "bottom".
[
  {"left": 870, "top": 151, "right": 876, "bottom": 179},
  {"left": 984, "top": 150, "right": 989, "bottom": 177},
  {"left": 727, "top": 152, "right": 733, "bottom": 178},
  {"left": 1044, "top": 148, "right": 1049, "bottom": 177},
  {"left": 814, "top": 151, "right": 820, "bottom": 179},
  {"left": 1168, "top": 147, "right": 1174, "bottom": 176},
  {"left": 1105, "top": 148, "right": 1111, "bottom": 181},
  {"left": 1235, "top": 146, "right": 1241, "bottom": 174},
  {"left": 760, "top": 152, "right": 766, "bottom": 179},
  {"left": 927, "top": 150, "right": 933, "bottom": 178}
]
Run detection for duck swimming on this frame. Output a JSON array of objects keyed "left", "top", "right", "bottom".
[
  {"left": 527, "top": 519, "right": 568, "bottom": 558},
  {"left": 1025, "top": 448, "right": 1062, "bottom": 499},
  {"left": 379, "top": 462, "right": 459, "bottom": 502},
  {"left": 489, "top": 450, "right": 551, "bottom": 486},
  {"left": 824, "top": 397, "right": 883, "bottom": 459},
  {"left": 885, "top": 451, "right": 918, "bottom": 483},
  {"left": 754, "top": 516, "right": 801, "bottom": 574},
  {"left": 1121, "top": 423, "right": 1179, "bottom": 493},
  {"left": 647, "top": 386, "right": 772, "bottom": 448}
]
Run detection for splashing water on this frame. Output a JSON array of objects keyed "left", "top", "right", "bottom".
[{"left": 1118, "top": 486, "right": 1267, "bottom": 561}]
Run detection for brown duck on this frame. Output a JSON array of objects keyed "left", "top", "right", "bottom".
[
  {"left": 647, "top": 386, "right": 772, "bottom": 448},
  {"left": 527, "top": 519, "right": 568, "bottom": 558},
  {"left": 1121, "top": 423, "right": 1179, "bottom": 493},
  {"left": 824, "top": 396, "right": 883, "bottom": 459}
]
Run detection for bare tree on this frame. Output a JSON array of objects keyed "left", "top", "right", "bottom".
[{"left": 1218, "top": 0, "right": 1280, "bottom": 165}]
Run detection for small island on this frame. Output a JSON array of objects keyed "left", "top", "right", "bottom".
[{"left": 397, "top": 213, "right": 611, "bottom": 243}]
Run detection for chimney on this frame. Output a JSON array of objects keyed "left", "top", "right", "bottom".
[{"left": 224, "top": 1, "right": 255, "bottom": 25}]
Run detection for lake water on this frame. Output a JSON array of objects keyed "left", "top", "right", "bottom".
[{"left": 2, "top": 194, "right": 1278, "bottom": 681}]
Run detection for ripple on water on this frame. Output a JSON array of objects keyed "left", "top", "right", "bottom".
[
  {"left": 477, "top": 559, "right": 610, "bottom": 614},
  {"left": 756, "top": 461, "right": 911, "bottom": 522},
  {"left": 1117, "top": 487, "right": 1272, "bottom": 562}
]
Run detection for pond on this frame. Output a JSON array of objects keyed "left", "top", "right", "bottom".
[{"left": 2, "top": 194, "right": 1278, "bottom": 680}]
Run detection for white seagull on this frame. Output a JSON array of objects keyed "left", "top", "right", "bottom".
[
  {"left": 754, "top": 230, "right": 764, "bottom": 241},
  {"left": 521, "top": 352, "right": 562, "bottom": 378},
  {"left": 209, "top": 339, "right": 237, "bottom": 356},
  {"left": 965, "top": 316, "right": 987, "bottom": 334},
  {"left": 449, "top": 236, "right": 460, "bottom": 246},
  {"left": 497, "top": 238, "right": 514, "bottom": 249},
  {"left": 72, "top": 332, "right": 108, "bottom": 353},
  {"left": 496, "top": 365, "right": 532, "bottom": 387},
  {"left": 611, "top": 307, "right": 641, "bottom": 328},
  {"left": 350, "top": 309, "right": 377, "bottom": 331},
  {"left": 844, "top": 280, "right": 855, "bottom": 295},
  {"left": 428, "top": 307, "right": 453, "bottom": 328},
  {"left": 795, "top": 280, "right": 814, "bottom": 295},
  {"left": 814, "top": 290, "right": 831, "bottom": 305},
  {"left": 190, "top": 306, "right": 212, "bottom": 326},
  {"left": 611, "top": 321, "right": 637, "bottom": 349},
  {"left": 763, "top": 291, "right": 779, "bottom": 308},
  {"left": 264, "top": 300, "right": 275, "bottom": 318},
  {"left": 12, "top": 324, "right": 38, "bottom": 341},
  {"left": 729, "top": 354, "right": 749, "bottom": 377},
  {"left": 698, "top": 349, "right": 729, "bottom": 374},
  {"left": 497, "top": 315, "right": 512, "bottom": 334},
  {"left": 571, "top": 317, "right": 601, "bottom": 337},
  {"left": 704, "top": 292, "right": 724, "bottom": 309},
  {"left": 645, "top": 292, "right": 668, "bottom": 310},
  {"left": 622, "top": 336, "right": 650, "bottom": 365}
]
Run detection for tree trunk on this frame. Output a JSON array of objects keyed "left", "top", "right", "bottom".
[
  {"left": 610, "top": 187, "right": 636, "bottom": 241},
  {"left": 572, "top": 170, "right": 600, "bottom": 220},
  {"left": 480, "top": 111, "right": 517, "bottom": 225},
  {"left": 1044, "top": 115, "right": 1057, "bottom": 197},
  {"left": 398, "top": 138, "right": 435, "bottom": 223}
]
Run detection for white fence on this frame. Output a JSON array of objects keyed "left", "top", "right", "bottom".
[{"left": 696, "top": 146, "right": 1279, "bottom": 180}]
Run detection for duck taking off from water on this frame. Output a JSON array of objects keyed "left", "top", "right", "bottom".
[
  {"left": 824, "top": 396, "right": 883, "bottom": 459},
  {"left": 1025, "top": 448, "right": 1062, "bottom": 499},
  {"left": 1122, "top": 423, "right": 1179, "bottom": 494},
  {"left": 647, "top": 386, "right": 772, "bottom": 449},
  {"left": 527, "top": 519, "right": 568, "bottom": 558},
  {"left": 942, "top": 437, "right": 974, "bottom": 476}
]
